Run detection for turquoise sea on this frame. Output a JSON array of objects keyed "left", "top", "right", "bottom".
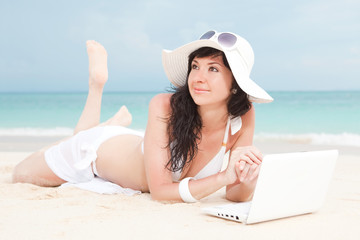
[{"left": 0, "top": 91, "right": 359, "bottom": 146}]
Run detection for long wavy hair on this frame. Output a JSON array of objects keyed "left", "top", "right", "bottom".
[{"left": 166, "top": 47, "right": 251, "bottom": 172}]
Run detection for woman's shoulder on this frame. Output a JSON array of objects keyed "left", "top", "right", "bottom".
[
  {"left": 148, "top": 93, "right": 173, "bottom": 114},
  {"left": 238, "top": 104, "right": 255, "bottom": 131},
  {"left": 242, "top": 103, "right": 255, "bottom": 122},
  {"left": 150, "top": 93, "right": 172, "bottom": 103},
  {"left": 228, "top": 104, "right": 255, "bottom": 149}
]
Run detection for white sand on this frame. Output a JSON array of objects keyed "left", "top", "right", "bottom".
[{"left": 1, "top": 143, "right": 360, "bottom": 239}]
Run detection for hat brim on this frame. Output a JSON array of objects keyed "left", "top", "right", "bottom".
[{"left": 162, "top": 39, "right": 273, "bottom": 103}]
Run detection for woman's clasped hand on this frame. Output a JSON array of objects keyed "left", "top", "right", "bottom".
[{"left": 225, "top": 146, "right": 263, "bottom": 185}]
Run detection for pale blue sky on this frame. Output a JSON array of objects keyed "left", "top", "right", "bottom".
[{"left": 0, "top": 0, "right": 359, "bottom": 92}]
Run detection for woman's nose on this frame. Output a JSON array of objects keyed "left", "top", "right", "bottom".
[{"left": 193, "top": 69, "right": 207, "bottom": 83}]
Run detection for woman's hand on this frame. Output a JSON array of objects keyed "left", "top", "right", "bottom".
[
  {"left": 224, "top": 146, "right": 263, "bottom": 185},
  {"left": 235, "top": 158, "right": 261, "bottom": 183}
]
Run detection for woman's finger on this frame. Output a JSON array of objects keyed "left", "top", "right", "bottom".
[
  {"left": 246, "top": 163, "right": 258, "bottom": 181},
  {"left": 246, "top": 151, "right": 262, "bottom": 165},
  {"left": 233, "top": 146, "right": 263, "bottom": 164},
  {"left": 238, "top": 155, "right": 253, "bottom": 165},
  {"left": 250, "top": 146, "right": 264, "bottom": 162},
  {"left": 240, "top": 163, "right": 250, "bottom": 182},
  {"left": 235, "top": 161, "right": 242, "bottom": 177},
  {"left": 249, "top": 164, "right": 261, "bottom": 181},
  {"left": 239, "top": 160, "right": 246, "bottom": 171}
]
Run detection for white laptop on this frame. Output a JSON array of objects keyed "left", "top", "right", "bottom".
[{"left": 202, "top": 149, "right": 338, "bottom": 224}]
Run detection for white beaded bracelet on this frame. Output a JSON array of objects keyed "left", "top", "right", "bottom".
[{"left": 179, "top": 177, "right": 197, "bottom": 203}]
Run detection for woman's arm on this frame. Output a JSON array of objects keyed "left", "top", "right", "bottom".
[
  {"left": 143, "top": 94, "right": 238, "bottom": 202},
  {"left": 143, "top": 93, "right": 175, "bottom": 200},
  {"left": 226, "top": 106, "right": 263, "bottom": 202}
]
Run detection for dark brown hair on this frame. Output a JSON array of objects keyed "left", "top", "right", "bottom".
[{"left": 166, "top": 47, "right": 251, "bottom": 172}]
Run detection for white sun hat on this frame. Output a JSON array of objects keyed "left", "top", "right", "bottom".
[{"left": 162, "top": 30, "right": 273, "bottom": 103}]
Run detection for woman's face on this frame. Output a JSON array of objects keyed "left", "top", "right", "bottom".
[{"left": 188, "top": 55, "right": 234, "bottom": 107}]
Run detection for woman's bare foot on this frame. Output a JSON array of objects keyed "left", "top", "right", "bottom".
[
  {"left": 103, "top": 106, "right": 132, "bottom": 127},
  {"left": 86, "top": 40, "right": 108, "bottom": 88}
]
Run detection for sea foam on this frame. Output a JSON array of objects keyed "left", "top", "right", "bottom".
[
  {"left": 0, "top": 127, "right": 147, "bottom": 137},
  {"left": 1, "top": 128, "right": 359, "bottom": 147},
  {"left": 255, "top": 132, "right": 360, "bottom": 147},
  {"left": 0, "top": 127, "right": 73, "bottom": 136}
]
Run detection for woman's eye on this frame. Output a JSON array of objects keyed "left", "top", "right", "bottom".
[
  {"left": 209, "top": 67, "right": 218, "bottom": 72},
  {"left": 192, "top": 64, "right": 199, "bottom": 70}
]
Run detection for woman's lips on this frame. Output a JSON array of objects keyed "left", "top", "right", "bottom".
[{"left": 194, "top": 88, "right": 210, "bottom": 94}]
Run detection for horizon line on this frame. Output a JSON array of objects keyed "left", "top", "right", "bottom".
[{"left": 1, "top": 89, "right": 360, "bottom": 94}]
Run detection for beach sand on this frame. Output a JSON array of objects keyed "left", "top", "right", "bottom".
[{"left": 0, "top": 137, "right": 359, "bottom": 239}]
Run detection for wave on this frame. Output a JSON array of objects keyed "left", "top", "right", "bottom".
[
  {"left": 0, "top": 127, "right": 74, "bottom": 136},
  {"left": 0, "top": 127, "right": 146, "bottom": 137},
  {"left": 1, "top": 128, "right": 359, "bottom": 147},
  {"left": 255, "top": 132, "right": 360, "bottom": 147}
]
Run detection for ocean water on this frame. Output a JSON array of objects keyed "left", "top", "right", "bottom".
[{"left": 1, "top": 91, "right": 359, "bottom": 146}]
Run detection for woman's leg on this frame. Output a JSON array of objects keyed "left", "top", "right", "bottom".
[
  {"left": 76, "top": 40, "right": 132, "bottom": 130},
  {"left": 12, "top": 104, "right": 133, "bottom": 187},
  {"left": 74, "top": 40, "right": 108, "bottom": 134},
  {"left": 12, "top": 40, "right": 110, "bottom": 186},
  {"left": 100, "top": 105, "right": 132, "bottom": 127},
  {"left": 12, "top": 149, "right": 67, "bottom": 186}
]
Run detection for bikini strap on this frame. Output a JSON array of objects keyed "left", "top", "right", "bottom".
[{"left": 221, "top": 117, "right": 231, "bottom": 147}]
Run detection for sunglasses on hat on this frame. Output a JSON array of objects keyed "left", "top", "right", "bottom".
[{"left": 199, "top": 30, "right": 238, "bottom": 49}]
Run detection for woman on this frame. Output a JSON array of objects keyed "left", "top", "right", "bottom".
[{"left": 13, "top": 30, "right": 273, "bottom": 203}]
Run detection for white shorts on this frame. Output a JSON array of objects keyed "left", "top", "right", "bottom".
[{"left": 45, "top": 126, "right": 144, "bottom": 183}]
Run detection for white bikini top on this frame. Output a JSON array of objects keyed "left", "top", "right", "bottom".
[{"left": 172, "top": 116, "right": 242, "bottom": 182}]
